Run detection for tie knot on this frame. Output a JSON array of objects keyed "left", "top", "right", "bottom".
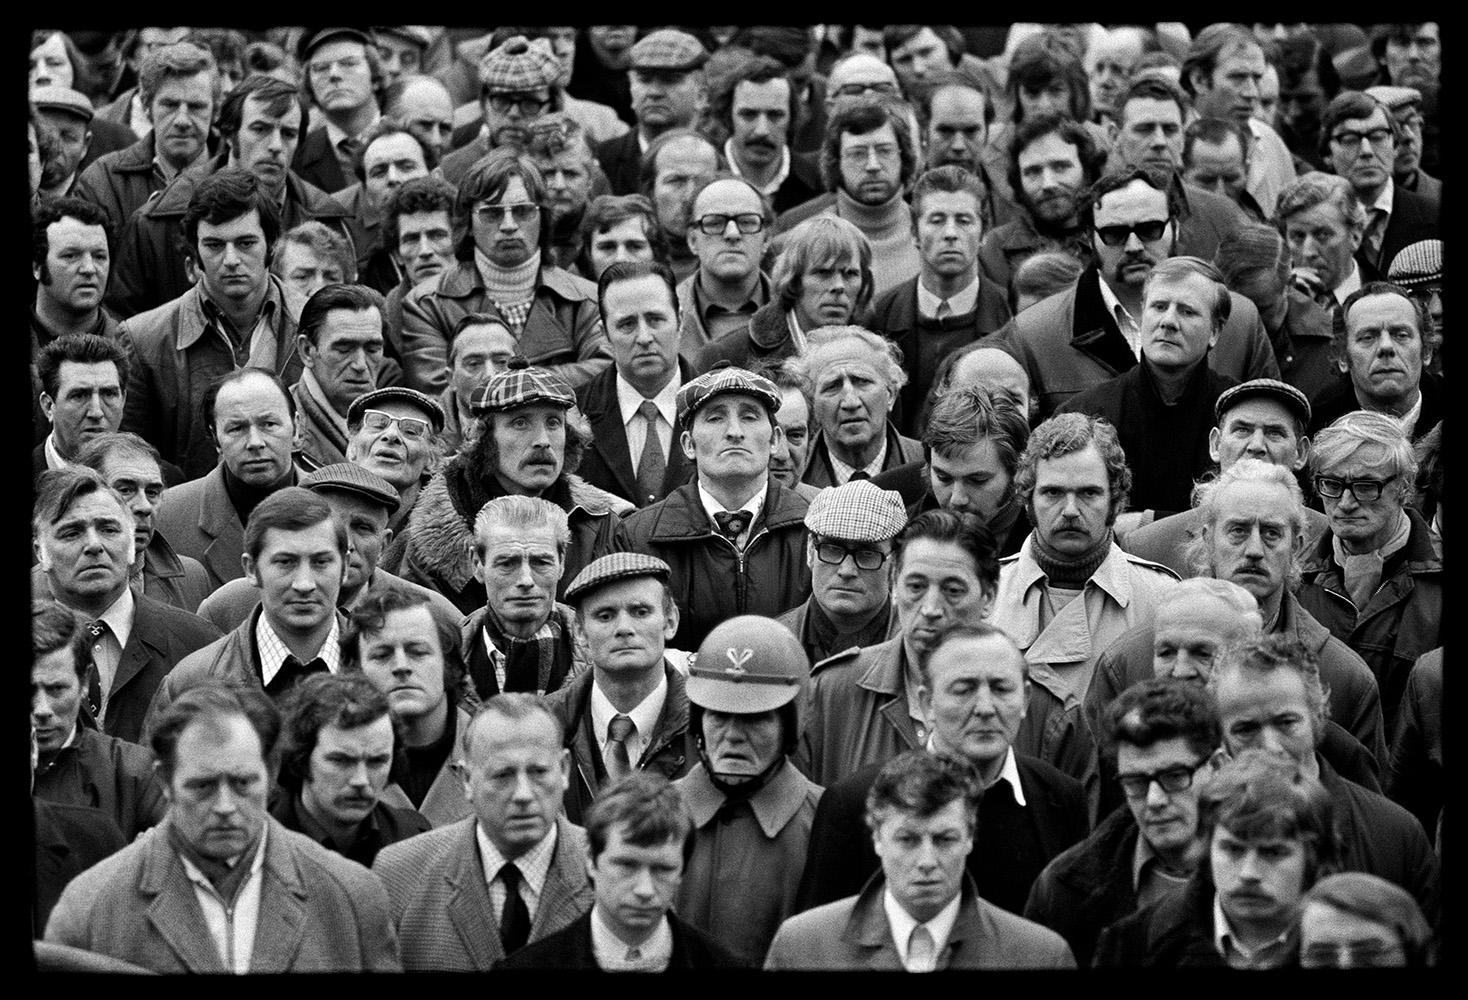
[
  {"left": 608, "top": 714, "right": 635, "bottom": 742},
  {"left": 500, "top": 861, "right": 523, "bottom": 889},
  {"left": 847, "top": 469, "right": 871, "bottom": 481},
  {"left": 638, "top": 400, "right": 661, "bottom": 422},
  {"left": 713, "top": 509, "right": 752, "bottom": 539},
  {"left": 908, "top": 923, "right": 937, "bottom": 972}
]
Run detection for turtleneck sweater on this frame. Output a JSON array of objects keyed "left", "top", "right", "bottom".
[{"left": 835, "top": 188, "right": 920, "bottom": 298}]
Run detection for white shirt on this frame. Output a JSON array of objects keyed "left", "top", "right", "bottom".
[
  {"left": 917, "top": 274, "right": 981, "bottom": 320},
  {"left": 1244, "top": 117, "right": 1297, "bottom": 219},
  {"left": 590, "top": 906, "right": 674, "bottom": 971},
  {"left": 177, "top": 823, "right": 269, "bottom": 974},
  {"left": 1332, "top": 259, "right": 1363, "bottom": 306},
  {"left": 697, "top": 481, "right": 767, "bottom": 547},
  {"left": 828, "top": 438, "right": 888, "bottom": 485},
  {"left": 476, "top": 820, "right": 558, "bottom": 922},
  {"left": 884, "top": 887, "right": 961, "bottom": 971},
  {"left": 43, "top": 433, "right": 68, "bottom": 470},
  {"left": 616, "top": 372, "right": 680, "bottom": 465},
  {"left": 127, "top": 90, "right": 151, "bottom": 139},
  {"left": 724, "top": 137, "right": 792, "bottom": 198},
  {"left": 89, "top": 587, "right": 136, "bottom": 721},
  {"left": 590, "top": 670, "right": 669, "bottom": 769},
  {"left": 255, "top": 613, "right": 341, "bottom": 688},
  {"left": 1096, "top": 273, "right": 1142, "bottom": 359},
  {"left": 1394, "top": 391, "right": 1424, "bottom": 439}
]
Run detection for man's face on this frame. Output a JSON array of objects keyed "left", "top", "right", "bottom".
[
  {"left": 1016, "top": 133, "right": 1085, "bottom": 226},
  {"left": 808, "top": 534, "right": 892, "bottom": 621},
  {"left": 471, "top": 175, "right": 541, "bottom": 267},
  {"left": 197, "top": 209, "right": 270, "bottom": 305},
  {"left": 792, "top": 254, "right": 863, "bottom": 330},
  {"left": 1088, "top": 33, "right": 1144, "bottom": 120},
  {"left": 449, "top": 323, "right": 517, "bottom": 413},
  {"left": 1114, "top": 98, "right": 1183, "bottom": 173},
  {"left": 730, "top": 77, "right": 791, "bottom": 169},
  {"left": 1387, "top": 102, "right": 1424, "bottom": 179},
  {"left": 37, "top": 487, "right": 135, "bottom": 601},
  {"left": 1183, "top": 134, "right": 1248, "bottom": 205},
  {"left": 1029, "top": 444, "right": 1113, "bottom": 556},
  {"left": 165, "top": 713, "right": 271, "bottom": 861},
  {"left": 534, "top": 148, "right": 593, "bottom": 222},
  {"left": 1384, "top": 24, "right": 1440, "bottom": 89},
  {"left": 1206, "top": 480, "right": 1298, "bottom": 607},
  {"left": 148, "top": 72, "right": 214, "bottom": 170},
  {"left": 1344, "top": 293, "right": 1424, "bottom": 409},
  {"left": 588, "top": 216, "right": 654, "bottom": 278},
  {"left": 629, "top": 67, "right": 704, "bottom": 132},
  {"left": 603, "top": 274, "right": 680, "bottom": 389},
  {"left": 243, "top": 521, "right": 345, "bottom": 635},
  {"left": 680, "top": 394, "right": 777, "bottom": 483},
  {"left": 702, "top": 708, "right": 784, "bottom": 781},
  {"left": 212, "top": 373, "right": 295, "bottom": 487},
  {"left": 302, "top": 307, "right": 385, "bottom": 416},
  {"left": 588, "top": 26, "right": 637, "bottom": 65},
  {"left": 688, "top": 178, "right": 766, "bottom": 283},
  {"left": 1300, "top": 902, "right": 1410, "bottom": 969},
  {"left": 362, "top": 133, "right": 428, "bottom": 214},
  {"left": 476, "top": 524, "right": 562, "bottom": 628},
  {"left": 929, "top": 438, "right": 1011, "bottom": 521},
  {"left": 577, "top": 577, "right": 675, "bottom": 676},
  {"left": 590, "top": 825, "right": 684, "bottom": 941},
  {"left": 650, "top": 137, "right": 718, "bottom": 240},
  {"left": 307, "top": 39, "right": 375, "bottom": 116},
  {"left": 921, "top": 633, "right": 1028, "bottom": 768},
  {"left": 895, "top": 538, "right": 993, "bottom": 665},
  {"left": 924, "top": 85, "right": 988, "bottom": 173},
  {"left": 29, "top": 32, "right": 73, "bottom": 90},
  {"left": 1257, "top": 65, "right": 1280, "bottom": 125},
  {"left": 850, "top": 27, "right": 887, "bottom": 63},
  {"left": 394, "top": 79, "right": 454, "bottom": 164},
  {"left": 1092, "top": 181, "right": 1173, "bottom": 294},
  {"left": 393, "top": 208, "right": 454, "bottom": 287},
  {"left": 812, "top": 356, "right": 893, "bottom": 457},
  {"left": 544, "top": 28, "right": 578, "bottom": 85},
  {"left": 838, "top": 122, "right": 902, "bottom": 206},
  {"left": 41, "top": 360, "right": 123, "bottom": 457},
  {"left": 489, "top": 404, "right": 567, "bottom": 495},
  {"left": 320, "top": 489, "right": 390, "bottom": 596},
  {"left": 1193, "top": 41, "right": 1267, "bottom": 127},
  {"left": 1211, "top": 825, "right": 1308, "bottom": 936},
  {"left": 276, "top": 241, "right": 343, "bottom": 301},
  {"left": 465, "top": 709, "right": 569, "bottom": 858},
  {"left": 346, "top": 399, "right": 435, "bottom": 491},
  {"left": 1317, "top": 443, "right": 1406, "bottom": 551},
  {"left": 375, "top": 33, "right": 423, "bottom": 87},
  {"left": 300, "top": 716, "right": 395, "bottom": 829},
  {"left": 916, "top": 189, "right": 982, "bottom": 281},
  {"left": 871, "top": 800, "right": 973, "bottom": 923},
  {"left": 1019, "top": 78, "right": 1074, "bottom": 122},
  {"left": 1140, "top": 272, "right": 1219, "bottom": 375},
  {"left": 1117, "top": 736, "right": 1210, "bottom": 859},
  {"left": 358, "top": 605, "right": 446, "bottom": 723},
  {"left": 1283, "top": 203, "right": 1360, "bottom": 293},
  {"left": 230, "top": 94, "right": 302, "bottom": 195},
  {"left": 101, "top": 450, "right": 165, "bottom": 557},
  {"left": 768, "top": 388, "right": 810, "bottom": 487},
  {"left": 1215, "top": 666, "right": 1317, "bottom": 766},
  {"left": 1210, "top": 398, "right": 1306, "bottom": 471},
  {"left": 1278, "top": 69, "right": 1325, "bottom": 139},
  {"left": 1327, "top": 108, "right": 1395, "bottom": 199},
  {"left": 38, "top": 111, "right": 90, "bottom": 187},
  {"left": 889, "top": 27, "right": 954, "bottom": 98},
  {"left": 1152, "top": 594, "right": 1251, "bottom": 682},
  {"left": 31, "top": 649, "right": 82, "bottom": 756}
]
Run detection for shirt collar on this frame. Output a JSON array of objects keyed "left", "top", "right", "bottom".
[
  {"left": 590, "top": 670, "right": 669, "bottom": 752},
  {"left": 1332, "top": 259, "right": 1363, "bottom": 305},
  {"left": 97, "top": 586, "right": 136, "bottom": 652},
  {"left": 1096, "top": 273, "right": 1139, "bottom": 332},
  {"left": 255, "top": 611, "right": 341, "bottom": 688},
  {"left": 591, "top": 905, "right": 673, "bottom": 970},
  {"left": 921, "top": 740, "right": 1025, "bottom": 807},
  {"left": 884, "top": 885, "right": 962, "bottom": 965},
  {"left": 723, "top": 137, "right": 792, "bottom": 197},
  {"left": 1372, "top": 176, "right": 1395, "bottom": 216},
  {"left": 680, "top": 759, "right": 811, "bottom": 838},
  {"left": 827, "top": 436, "right": 888, "bottom": 484},
  {"left": 1212, "top": 892, "right": 1295, "bottom": 965},
  {"left": 698, "top": 480, "right": 767, "bottom": 525},
  {"left": 475, "top": 816, "right": 559, "bottom": 897},
  {"left": 153, "top": 143, "right": 209, "bottom": 185},
  {"left": 615, "top": 370, "right": 681, "bottom": 429},
  {"left": 43, "top": 433, "right": 68, "bottom": 470},
  {"left": 916, "top": 274, "right": 981, "bottom": 319}
]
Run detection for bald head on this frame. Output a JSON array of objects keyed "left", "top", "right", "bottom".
[
  {"left": 950, "top": 347, "right": 1031, "bottom": 415},
  {"left": 388, "top": 76, "right": 455, "bottom": 165},
  {"left": 828, "top": 53, "right": 900, "bottom": 108}
]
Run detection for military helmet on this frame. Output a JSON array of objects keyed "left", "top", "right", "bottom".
[{"left": 687, "top": 615, "right": 809, "bottom": 716}]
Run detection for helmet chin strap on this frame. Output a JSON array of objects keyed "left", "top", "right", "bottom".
[{"left": 694, "top": 725, "right": 786, "bottom": 801}]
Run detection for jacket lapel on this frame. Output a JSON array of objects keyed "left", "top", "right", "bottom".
[
  {"left": 197, "top": 467, "right": 245, "bottom": 586},
  {"left": 138, "top": 826, "right": 228, "bottom": 973},
  {"left": 844, "top": 880, "right": 906, "bottom": 969},
  {"left": 248, "top": 821, "right": 309, "bottom": 971},
  {"left": 582, "top": 371, "right": 641, "bottom": 502},
  {"left": 445, "top": 821, "right": 501, "bottom": 968},
  {"left": 531, "top": 819, "right": 592, "bottom": 940}
]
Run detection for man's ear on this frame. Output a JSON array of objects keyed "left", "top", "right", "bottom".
[
  {"left": 182, "top": 256, "right": 199, "bottom": 286},
  {"left": 916, "top": 682, "right": 934, "bottom": 728},
  {"left": 679, "top": 428, "right": 696, "bottom": 461},
  {"left": 296, "top": 334, "right": 316, "bottom": 364},
  {"left": 39, "top": 392, "right": 56, "bottom": 424},
  {"left": 1186, "top": 67, "right": 1211, "bottom": 97},
  {"left": 241, "top": 552, "right": 260, "bottom": 587},
  {"left": 1292, "top": 435, "right": 1311, "bottom": 472},
  {"left": 153, "top": 759, "right": 172, "bottom": 802},
  {"left": 1207, "top": 426, "right": 1222, "bottom": 465}
]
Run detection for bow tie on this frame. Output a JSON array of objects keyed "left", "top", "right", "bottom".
[{"left": 712, "top": 509, "right": 753, "bottom": 540}]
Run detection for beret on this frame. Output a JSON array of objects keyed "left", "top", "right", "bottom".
[
  {"left": 471, "top": 357, "right": 576, "bottom": 414},
  {"left": 675, "top": 363, "right": 781, "bottom": 429},
  {"left": 30, "top": 86, "right": 94, "bottom": 122},
  {"left": 480, "top": 35, "right": 562, "bottom": 93},
  {"left": 1387, "top": 240, "right": 1442, "bottom": 287},
  {"left": 630, "top": 29, "right": 708, "bottom": 72},
  {"left": 1214, "top": 378, "right": 1311, "bottom": 428},
  {"left": 348, "top": 386, "right": 446, "bottom": 432},
  {"left": 299, "top": 462, "right": 401, "bottom": 517},
  {"left": 564, "top": 552, "right": 672, "bottom": 606},
  {"left": 805, "top": 479, "right": 908, "bottom": 542}
]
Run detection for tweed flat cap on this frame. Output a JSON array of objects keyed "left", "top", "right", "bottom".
[
  {"left": 1364, "top": 85, "right": 1423, "bottom": 111},
  {"left": 373, "top": 26, "right": 432, "bottom": 49},
  {"left": 31, "top": 86, "right": 94, "bottom": 122},
  {"left": 1387, "top": 240, "right": 1442, "bottom": 287},
  {"left": 300, "top": 462, "right": 401, "bottom": 517},
  {"left": 564, "top": 552, "right": 673, "bottom": 606},
  {"left": 1214, "top": 378, "right": 1311, "bottom": 428},
  {"left": 480, "top": 36, "right": 562, "bottom": 93},
  {"left": 805, "top": 479, "right": 908, "bottom": 542},
  {"left": 298, "top": 27, "right": 374, "bottom": 64},
  {"left": 675, "top": 363, "right": 781, "bottom": 428},
  {"left": 630, "top": 29, "right": 708, "bottom": 71},
  {"left": 471, "top": 357, "right": 575, "bottom": 414},
  {"left": 348, "top": 386, "right": 446, "bottom": 432}
]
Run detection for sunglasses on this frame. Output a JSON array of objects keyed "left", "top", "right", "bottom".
[
  {"left": 1094, "top": 220, "right": 1169, "bottom": 247},
  {"left": 473, "top": 202, "right": 541, "bottom": 224},
  {"left": 814, "top": 541, "right": 889, "bottom": 571}
]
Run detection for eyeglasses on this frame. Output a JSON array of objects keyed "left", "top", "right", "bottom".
[
  {"left": 833, "top": 81, "right": 899, "bottom": 99},
  {"left": 1117, "top": 760, "right": 1206, "bottom": 799},
  {"left": 841, "top": 143, "right": 900, "bottom": 165},
  {"left": 1094, "top": 220, "right": 1169, "bottom": 247},
  {"left": 1330, "top": 127, "right": 1394, "bottom": 151},
  {"left": 1313, "top": 474, "right": 1397, "bottom": 502},
  {"left": 473, "top": 202, "right": 541, "bottom": 224},
  {"left": 486, "top": 92, "right": 551, "bottom": 116},
  {"left": 814, "top": 540, "right": 889, "bottom": 571},
  {"left": 360, "top": 409, "right": 431, "bottom": 441},
  {"left": 694, "top": 212, "right": 765, "bottom": 235}
]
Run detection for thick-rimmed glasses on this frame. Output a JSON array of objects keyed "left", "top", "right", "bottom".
[
  {"left": 473, "top": 203, "right": 541, "bottom": 225},
  {"left": 486, "top": 93, "right": 551, "bottom": 117},
  {"left": 1095, "top": 220, "right": 1169, "bottom": 247},
  {"left": 832, "top": 81, "right": 899, "bottom": 99},
  {"left": 814, "top": 541, "right": 889, "bottom": 571},
  {"left": 694, "top": 213, "right": 764, "bottom": 235},
  {"left": 1314, "top": 475, "right": 1397, "bottom": 502},
  {"left": 361, "top": 409, "right": 431, "bottom": 441},
  {"left": 1331, "top": 127, "right": 1394, "bottom": 152},
  {"left": 1117, "top": 760, "right": 1207, "bottom": 799}
]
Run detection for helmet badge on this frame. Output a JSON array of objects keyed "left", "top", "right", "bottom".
[{"left": 725, "top": 647, "right": 754, "bottom": 677}]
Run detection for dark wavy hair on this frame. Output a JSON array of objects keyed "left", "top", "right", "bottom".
[
  {"left": 1014, "top": 412, "right": 1133, "bottom": 524},
  {"left": 340, "top": 587, "right": 472, "bottom": 708},
  {"left": 1006, "top": 30, "right": 1092, "bottom": 124},
  {"left": 453, "top": 146, "right": 556, "bottom": 264},
  {"left": 819, "top": 95, "right": 917, "bottom": 194},
  {"left": 1102, "top": 676, "right": 1222, "bottom": 766},
  {"left": 277, "top": 671, "right": 397, "bottom": 793},
  {"left": 892, "top": 508, "right": 999, "bottom": 595},
  {"left": 864, "top": 749, "right": 983, "bottom": 834}
]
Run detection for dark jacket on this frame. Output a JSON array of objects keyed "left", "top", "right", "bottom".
[
  {"left": 436, "top": 132, "right": 490, "bottom": 190},
  {"left": 33, "top": 727, "right": 167, "bottom": 841},
  {"left": 1092, "top": 871, "right": 1226, "bottom": 968},
  {"left": 594, "top": 129, "right": 643, "bottom": 196},
  {"left": 75, "top": 117, "right": 137, "bottom": 174},
  {"left": 1386, "top": 648, "right": 1442, "bottom": 847},
  {"left": 614, "top": 479, "right": 812, "bottom": 651},
  {"left": 330, "top": 183, "right": 402, "bottom": 295},
  {"left": 496, "top": 910, "right": 752, "bottom": 970},
  {"left": 800, "top": 422, "right": 925, "bottom": 488},
  {"left": 289, "top": 125, "right": 352, "bottom": 195},
  {"left": 1308, "top": 370, "right": 1443, "bottom": 443},
  {"left": 72, "top": 133, "right": 173, "bottom": 231},
  {"left": 268, "top": 791, "right": 431, "bottom": 869},
  {"left": 1172, "top": 181, "right": 1251, "bottom": 261},
  {"left": 693, "top": 300, "right": 794, "bottom": 376},
  {"left": 1270, "top": 288, "right": 1340, "bottom": 402},
  {"left": 976, "top": 212, "right": 1093, "bottom": 299},
  {"left": 543, "top": 663, "right": 692, "bottom": 825},
  {"left": 1357, "top": 183, "right": 1440, "bottom": 275},
  {"left": 573, "top": 360, "right": 696, "bottom": 508},
  {"left": 867, "top": 462, "right": 1030, "bottom": 557},
  {"left": 33, "top": 799, "right": 127, "bottom": 938},
  {"left": 765, "top": 151, "right": 825, "bottom": 215}
]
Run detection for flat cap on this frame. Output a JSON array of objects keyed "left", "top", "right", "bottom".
[
  {"left": 675, "top": 363, "right": 781, "bottom": 429},
  {"left": 1214, "top": 378, "right": 1311, "bottom": 428},
  {"left": 298, "top": 27, "right": 375, "bottom": 64},
  {"left": 630, "top": 29, "right": 708, "bottom": 72},
  {"left": 1364, "top": 85, "right": 1423, "bottom": 111},
  {"left": 30, "top": 86, "right": 94, "bottom": 122},
  {"left": 348, "top": 386, "right": 446, "bottom": 432},
  {"left": 480, "top": 35, "right": 562, "bottom": 93},
  {"left": 805, "top": 480, "right": 908, "bottom": 542},
  {"left": 564, "top": 552, "right": 672, "bottom": 606},
  {"left": 471, "top": 357, "right": 576, "bottom": 414},
  {"left": 300, "top": 462, "right": 401, "bottom": 517},
  {"left": 1387, "top": 240, "right": 1442, "bottom": 287},
  {"left": 372, "top": 26, "right": 432, "bottom": 49}
]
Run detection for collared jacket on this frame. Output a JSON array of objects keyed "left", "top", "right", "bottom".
[
  {"left": 593, "top": 129, "right": 642, "bottom": 196},
  {"left": 675, "top": 760, "right": 824, "bottom": 965},
  {"left": 800, "top": 422, "right": 925, "bottom": 489},
  {"left": 33, "top": 800, "right": 126, "bottom": 938},
  {"left": 496, "top": 909, "right": 751, "bottom": 970},
  {"left": 33, "top": 727, "right": 167, "bottom": 841},
  {"left": 1271, "top": 287, "right": 1339, "bottom": 401},
  {"left": 290, "top": 125, "right": 351, "bottom": 195},
  {"left": 398, "top": 259, "right": 612, "bottom": 396},
  {"left": 378, "top": 705, "right": 475, "bottom": 828},
  {"left": 795, "top": 637, "right": 923, "bottom": 788},
  {"left": 153, "top": 464, "right": 254, "bottom": 592},
  {"left": 543, "top": 663, "right": 692, "bottom": 824},
  {"left": 72, "top": 132, "right": 175, "bottom": 231},
  {"left": 289, "top": 377, "right": 351, "bottom": 472},
  {"left": 775, "top": 596, "right": 900, "bottom": 669},
  {"left": 119, "top": 278, "right": 303, "bottom": 480},
  {"left": 674, "top": 270, "right": 773, "bottom": 366},
  {"left": 1092, "top": 870, "right": 1226, "bottom": 968},
  {"left": 573, "top": 359, "right": 697, "bottom": 508},
  {"left": 614, "top": 479, "right": 812, "bottom": 651},
  {"left": 977, "top": 212, "right": 1094, "bottom": 299},
  {"left": 30, "top": 529, "right": 212, "bottom": 616},
  {"left": 693, "top": 300, "right": 795, "bottom": 376}
]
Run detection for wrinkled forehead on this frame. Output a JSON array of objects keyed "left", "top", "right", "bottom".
[
  {"left": 806, "top": 340, "right": 888, "bottom": 386},
  {"left": 927, "top": 632, "right": 1025, "bottom": 682}
]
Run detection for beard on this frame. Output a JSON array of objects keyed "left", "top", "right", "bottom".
[{"left": 1021, "top": 187, "right": 1080, "bottom": 235}]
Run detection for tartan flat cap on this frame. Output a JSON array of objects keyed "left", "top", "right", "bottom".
[
  {"left": 1364, "top": 85, "right": 1423, "bottom": 110},
  {"left": 300, "top": 462, "right": 401, "bottom": 517},
  {"left": 1214, "top": 378, "right": 1311, "bottom": 428},
  {"left": 630, "top": 29, "right": 708, "bottom": 71},
  {"left": 298, "top": 27, "right": 375, "bottom": 64},
  {"left": 348, "top": 386, "right": 446, "bottom": 432},
  {"left": 1387, "top": 240, "right": 1442, "bottom": 287},
  {"left": 675, "top": 363, "right": 781, "bottom": 428},
  {"left": 30, "top": 86, "right": 94, "bottom": 122},
  {"left": 471, "top": 357, "right": 576, "bottom": 414},
  {"left": 805, "top": 479, "right": 908, "bottom": 542},
  {"left": 563, "top": 552, "right": 673, "bottom": 606},
  {"left": 480, "top": 35, "right": 562, "bottom": 93}
]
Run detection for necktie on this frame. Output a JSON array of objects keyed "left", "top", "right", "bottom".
[
  {"left": 712, "top": 509, "right": 752, "bottom": 542},
  {"left": 1362, "top": 207, "right": 1388, "bottom": 267},
  {"left": 634, "top": 400, "right": 666, "bottom": 505},
  {"left": 847, "top": 469, "right": 871, "bottom": 482},
  {"left": 605, "top": 714, "right": 635, "bottom": 782},
  {"left": 267, "top": 655, "right": 327, "bottom": 697},
  {"left": 499, "top": 862, "right": 531, "bottom": 954},
  {"left": 935, "top": 299, "right": 952, "bottom": 321},
  {"left": 83, "top": 620, "right": 107, "bottom": 720},
  {"left": 907, "top": 924, "right": 937, "bottom": 973}
]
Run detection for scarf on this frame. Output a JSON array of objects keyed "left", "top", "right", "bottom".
[
  {"left": 1333, "top": 510, "right": 1412, "bottom": 612},
  {"left": 474, "top": 601, "right": 576, "bottom": 696},
  {"left": 1031, "top": 529, "right": 1114, "bottom": 588},
  {"left": 167, "top": 819, "right": 263, "bottom": 905},
  {"left": 474, "top": 248, "right": 539, "bottom": 334}
]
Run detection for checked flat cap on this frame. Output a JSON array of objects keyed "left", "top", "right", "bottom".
[
  {"left": 480, "top": 35, "right": 562, "bottom": 93},
  {"left": 805, "top": 479, "right": 908, "bottom": 542},
  {"left": 31, "top": 86, "right": 94, "bottom": 122},
  {"left": 1364, "top": 85, "right": 1424, "bottom": 111},
  {"left": 564, "top": 552, "right": 673, "bottom": 606},
  {"left": 1214, "top": 378, "right": 1311, "bottom": 428},
  {"left": 471, "top": 357, "right": 576, "bottom": 414},
  {"left": 300, "top": 462, "right": 401, "bottom": 517},
  {"left": 1387, "top": 240, "right": 1442, "bottom": 287},
  {"left": 675, "top": 364, "right": 781, "bottom": 429},
  {"left": 348, "top": 386, "right": 445, "bottom": 432},
  {"left": 630, "top": 29, "right": 708, "bottom": 71}
]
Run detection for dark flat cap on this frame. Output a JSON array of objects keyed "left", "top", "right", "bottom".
[
  {"left": 1215, "top": 378, "right": 1311, "bottom": 428},
  {"left": 564, "top": 552, "right": 672, "bottom": 606},
  {"left": 675, "top": 363, "right": 780, "bottom": 429},
  {"left": 298, "top": 27, "right": 374, "bottom": 64},
  {"left": 31, "top": 86, "right": 94, "bottom": 123},
  {"left": 348, "top": 386, "right": 445, "bottom": 432},
  {"left": 300, "top": 462, "right": 401, "bottom": 516},
  {"left": 373, "top": 26, "right": 432, "bottom": 49},
  {"left": 471, "top": 357, "right": 575, "bottom": 414}
]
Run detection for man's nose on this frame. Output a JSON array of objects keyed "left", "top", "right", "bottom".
[
  {"left": 1061, "top": 493, "right": 1082, "bottom": 518},
  {"left": 391, "top": 648, "right": 414, "bottom": 677},
  {"left": 1245, "top": 428, "right": 1269, "bottom": 454},
  {"left": 515, "top": 559, "right": 538, "bottom": 589},
  {"left": 221, "top": 242, "right": 243, "bottom": 266},
  {"left": 864, "top": 147, "right": 883, "bottom": 170},
  {"left": 290, "top": 563, "right": 318, "bottom": 591},
  {"left": 1124, "top": 230, "right": 1145, "bottom": 252},
  {"left": 1171, "top": 654, "right": 1201, "bottom": 681},
  {"left": 1241, "top": 525, "right": 1266, "bottom": 558},
  {"left": 1145, "top": 777, "right": 1170, "bottom": 807}
]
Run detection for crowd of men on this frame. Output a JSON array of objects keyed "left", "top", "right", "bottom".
[{"left": 29, "top": 22, "right": 1443, "bottom": 973}]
